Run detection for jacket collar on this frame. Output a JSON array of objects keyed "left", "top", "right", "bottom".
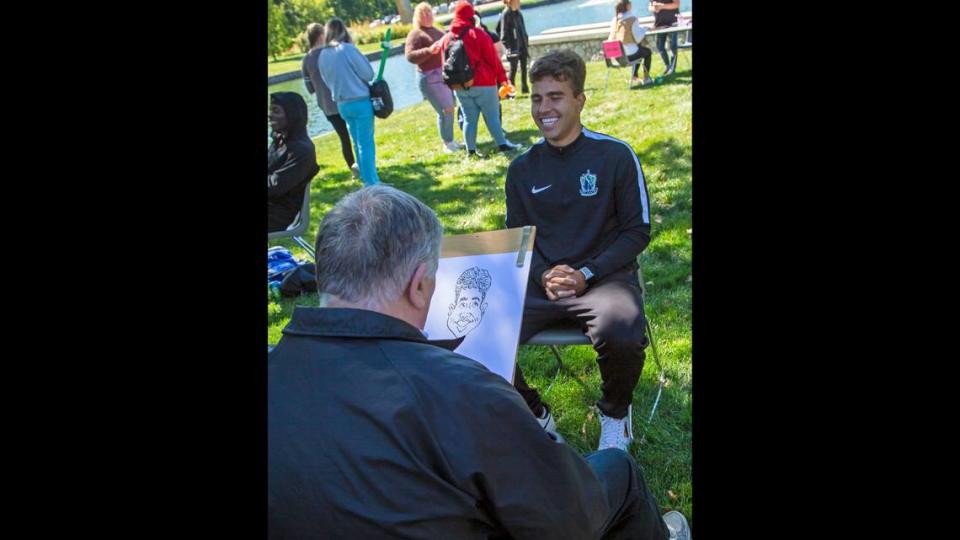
[
  {"left": 545, "top": 128, "right": 586, "bottom": 156},
  {"left": 282, "top": 306, "right": 465, "bottom": 351}
]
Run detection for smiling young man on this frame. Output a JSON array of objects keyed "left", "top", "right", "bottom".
[{"left": 504, "top": 49, "right": 653, "bottom": 453}]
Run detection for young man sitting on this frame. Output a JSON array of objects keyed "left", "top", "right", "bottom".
[{"left": 505, "top": 49, "right": 654, "bottom": 455}]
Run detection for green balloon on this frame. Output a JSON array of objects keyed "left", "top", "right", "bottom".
[{"left": 376, "top": 27, "right": 392, "bottom": 81}]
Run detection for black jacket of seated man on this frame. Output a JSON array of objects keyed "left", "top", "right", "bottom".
[
  {"left": 268, "top": 306, "right": 668, "bottom": 540},
  {"left": 268, "top": 92, "right": 318, "bottom": 233}
]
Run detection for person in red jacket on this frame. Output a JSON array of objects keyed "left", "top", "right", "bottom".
[{"left": 441, "top": 1, "right": 523, "bottom": 157}]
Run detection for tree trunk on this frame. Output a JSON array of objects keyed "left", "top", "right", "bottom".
[{"left": 395, "top": 0, "right": 413, "bottom": 24}]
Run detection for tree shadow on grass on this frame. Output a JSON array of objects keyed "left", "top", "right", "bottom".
[
  {"left": 636, "top": 137, "right": 692, "bottom": 291},
  {"left": 640, "top": 136, "right": 692, "bottom": 215}
]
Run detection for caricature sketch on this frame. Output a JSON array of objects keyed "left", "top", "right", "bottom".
[
  {"left": 423, "top": 228, "right": 535, "bottom": 383},
  {"left": 447, "top": 267, "right": 492, "bottom": 338}
]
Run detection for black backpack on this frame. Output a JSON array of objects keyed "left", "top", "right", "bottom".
[
  {"left": 442, "top": 27, "right": 475, "bottom": 90},
  {"left": 279, "top": 262, "right": 317, "bottom": 298}
]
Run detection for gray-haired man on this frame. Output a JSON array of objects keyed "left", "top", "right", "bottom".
[{"left": 268, "top": 185, "right": 690, "bottom": 539}]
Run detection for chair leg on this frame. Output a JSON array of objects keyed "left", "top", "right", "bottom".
[
  {"left": 543, "top": 345, "right": 565, "bottom": 394},
  {"left": 605, "top": 68, "right": 610, "bottom": 91},
  {"left": 293, "top": 236, "right": 316, "bottom": 261},
  {"left": 643, "top": 318, "right": 666, "bottom": 422},
  {"left": 645, "top": 319, "right": 662, "bottom": 374}
]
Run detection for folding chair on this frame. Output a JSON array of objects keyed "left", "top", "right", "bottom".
[
  {"left": 268, "top": 165, "right": 319, "bottom": 260},
  {"left": 522, "top": 262, "right": 666, "bottom": 424},
  {"left": 602, "top": 40, "right": 643, "bottom": 91}
]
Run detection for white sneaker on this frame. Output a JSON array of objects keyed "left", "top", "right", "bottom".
[
  {"left": 597, "top": 404, "right": 633, "bottom": 451},
  {"left": 536, "top": 404, "right": 556, "bottom": 433},
  {"left": 663, "top": 511, "right": 691, "bottom": 540},
  {"left": 350, "top": 163, "right": 360, "bottom": 178},
  {"left": 442, "top": 140, "right": 462, "bottom": 153}
]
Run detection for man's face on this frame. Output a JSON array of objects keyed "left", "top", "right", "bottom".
[
  {"left": 447, "top": 287, "right": 487, "bottom": 338},
  {"left": 269, "top": 104, "right": 288, "bottom": 133},
  {"left": 531, "top": 75, "right": 584, "bottom": 147}
]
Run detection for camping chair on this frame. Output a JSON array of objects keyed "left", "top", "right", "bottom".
[
  {"left": 268, "top": 167, "right": 318, "bottom": 260},
  {"left": 602, "top": 40, "right": 643, "bottom": 91},
  {"left": 522, "top": 261, "right": 666, "bottom": 429}
]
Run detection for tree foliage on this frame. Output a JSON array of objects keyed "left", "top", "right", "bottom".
[
  {"left": 269, "top": 0, "right": 411, "bottom": 59},
  {"left": 267, "top": 0, "right": 294, "bottom": 61},
  {"left": 268, "top": 0, "right": 338, "bottom": 59}
]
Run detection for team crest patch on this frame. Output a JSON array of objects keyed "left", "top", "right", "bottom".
[{"left": 579, "top": 169, "right": 598, "bottom": 197}]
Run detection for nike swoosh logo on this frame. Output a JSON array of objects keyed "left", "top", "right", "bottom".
[{"left": 531, "top": 184, "right": 552, "bottom": 194}]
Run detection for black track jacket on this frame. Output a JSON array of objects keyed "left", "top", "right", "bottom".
[{"left": 505, "top": 127, "right": 652, "bottom": 288}]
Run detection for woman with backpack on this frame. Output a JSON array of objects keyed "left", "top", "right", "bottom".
[
  {"left": 496, "top": 0, "right": 530, "bottom": 95},
  {"left": 441, "top": 1, "right": 522, "bottom": 158},
  {"left": 608, "top": 0, "right": 653, "bottom": 87},
  {"left": 318, "top": 18, "right": 381, "bottom": 186},
  {"left": 405, "top": 2, "right": 462, "bottom": 154}
]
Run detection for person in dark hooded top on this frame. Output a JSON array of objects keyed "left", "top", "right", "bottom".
[{"left": 268, "top": 92, "right": 319, "bottom": 233}]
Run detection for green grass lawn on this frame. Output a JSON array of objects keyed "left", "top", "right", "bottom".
[
  {"left": 268, "top": 52, "right": 306, "bottom": 77},
  {"left": 269, "top": 54, "right": 693, "bottom": 525}
]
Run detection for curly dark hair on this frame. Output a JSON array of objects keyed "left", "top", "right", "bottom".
[{"left": 455, "top": 267, "right": 492, "bottom": 302}]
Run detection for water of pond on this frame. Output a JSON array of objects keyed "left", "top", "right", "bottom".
[{"left": 268, "top": 0, "right": 692, "bottom": 142}]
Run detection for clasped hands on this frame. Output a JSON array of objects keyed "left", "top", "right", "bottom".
[{"left": 541, "top": 265, "right": 588, "bottom": 300}]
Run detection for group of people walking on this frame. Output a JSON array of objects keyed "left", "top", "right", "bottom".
[{"left": 405, "top": 0, "right": 526, "bottom": 157}]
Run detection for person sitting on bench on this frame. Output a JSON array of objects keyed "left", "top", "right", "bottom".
[{"left": 268, "top": 91, "right": 317, "bottom": 233}]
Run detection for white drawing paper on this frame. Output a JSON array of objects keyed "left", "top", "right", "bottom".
[{"left": 423, "top": 250, "right": 533, "bottom": 383}]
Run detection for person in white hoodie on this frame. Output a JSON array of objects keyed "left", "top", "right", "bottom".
[{"left": 608, "top": 0, "right": 653, "bottom": 87}]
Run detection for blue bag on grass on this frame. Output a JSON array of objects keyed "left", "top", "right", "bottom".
[{"left": 268, "top": 247, "right": 300, "bottom": 288}]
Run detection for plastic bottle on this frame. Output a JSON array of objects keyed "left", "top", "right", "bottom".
[{"left": 269, "top": 282, "right": 282, "bottom": 301}]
